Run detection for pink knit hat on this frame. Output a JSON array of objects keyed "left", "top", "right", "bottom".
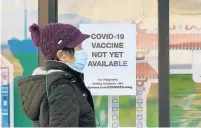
[{"left": 29, "top": 23, "right": 90, "bottom": 60}]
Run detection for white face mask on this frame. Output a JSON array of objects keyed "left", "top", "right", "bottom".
[{"left": 70, "top": 50, "right": 88, "bottom": 71}]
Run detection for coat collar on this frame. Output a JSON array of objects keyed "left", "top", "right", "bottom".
[{"left": 44, "top": 60, "right": 84, "bottom": 79}]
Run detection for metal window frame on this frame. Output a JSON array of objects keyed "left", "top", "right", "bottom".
[
  {"left": 48, "top": 0, "right": 58, "bottom": 23},
  {"left": 43, "top": 0, "right": 170, "bottom": 127},
  {"left": 38, "top": 0, "right": 58, "bottom": 66},
  {"left": 158, "top": 0, "right": 170, "bottom": 127}
]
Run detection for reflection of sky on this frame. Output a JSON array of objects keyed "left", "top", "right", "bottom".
[
  {"left": 2, "top": 0, "right": 200, "bottom": 43},
  {"left": 1, "top": 0, "right": 38, "bottom": 42},
  {"left": 1, "top": 10, "right": 38, "bottom": 41},
  {"left": 0, "top": 0, "right": 153, "bottom": 42}
]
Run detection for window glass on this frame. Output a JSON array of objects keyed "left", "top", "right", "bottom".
[
  {"left": 1, "top": 0, "right": 38, "bottom": 127},
  {"left": 170, "top": 0, "right": 201, "bottom": 127},
  {"left": 58, "top": 0, "right": 159, "bottom": 127}
]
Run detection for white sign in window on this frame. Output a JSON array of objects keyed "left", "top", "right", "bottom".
[{"left": 80, "top": 24, "right": 136, "bottom": 95}]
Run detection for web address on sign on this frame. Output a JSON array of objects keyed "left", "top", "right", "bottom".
[{"left": 87, "top": 86, "right": 133, "bottom": 89}]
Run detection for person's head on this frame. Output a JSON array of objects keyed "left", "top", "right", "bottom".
[{"left": 29, "top": 23, "right": 89, "bottom": 70}]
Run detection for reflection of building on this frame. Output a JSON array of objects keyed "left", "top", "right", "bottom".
[
  {"left": 136, "top": 21, "right": 201, "bottom": 127},
  {"left": 108, "top": 96, "right": 119, "bottom": 128},
  {"left": 136, "top": 63, "right": 158, "bottom": 127},
  {"left": 137, "top": 33, "right": 201, "bottom": 50},
  {"left": 0, "top": 54, "right": 14, "bottom": 127},
  {"left": 135, "top": 21, "right": 201, "bottom": 72}
]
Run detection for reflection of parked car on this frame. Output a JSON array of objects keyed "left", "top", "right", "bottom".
[{"left": 137, "top": 33, "right": 201, "bottom": 50}]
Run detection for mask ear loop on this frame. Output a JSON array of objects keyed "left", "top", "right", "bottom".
[
  {"left": 45, "top": 73, "right": 49, "bottom": 98},
  {"left": 45, "top": 70, "right": 49, "bottom": 101},
  {"left": 45, "top": 70, "right": 50, "bottom": 125}
]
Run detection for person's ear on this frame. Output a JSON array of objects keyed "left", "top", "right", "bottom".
[
  {"left": 74, "top": 44, "right": 82, "bottom": 52},
  {"left": 56, "top": 50, "right": 65, "bottom": 61}
]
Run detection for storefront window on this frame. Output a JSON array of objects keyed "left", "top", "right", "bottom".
[
  {"left": 1, "top": 0, "right": 38, "bottom": 127},
  {"left": 169, "top": 0, "right": 201, "bottom": 127},
  {"left": 2, "top": 0, "right": 199, "bottom": 127},
  {"left": 58, "top": 0, "right": 159, "bottom": 127}
]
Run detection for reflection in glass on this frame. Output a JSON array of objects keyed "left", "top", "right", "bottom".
[{"left": 58, "top": 0, "right": 159, "bottom": 127}]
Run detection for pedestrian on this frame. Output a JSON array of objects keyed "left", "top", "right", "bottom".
[{"left": 17, "top": 23, "right": 96, "bottom": 127}]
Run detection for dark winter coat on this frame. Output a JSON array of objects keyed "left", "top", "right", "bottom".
[{"left": 18, "top": 61, "right": 96, "bottom": 127}]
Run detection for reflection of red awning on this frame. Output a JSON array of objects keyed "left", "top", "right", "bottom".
[
  {"left": 170, "top": 42, "right": 201, "bottom": 49},
  {"left": 137, "top": 33, "right": 201, "bottom": 49},
  {"left": 136, "top": 63, "right": 158, "bottom": 79}
]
